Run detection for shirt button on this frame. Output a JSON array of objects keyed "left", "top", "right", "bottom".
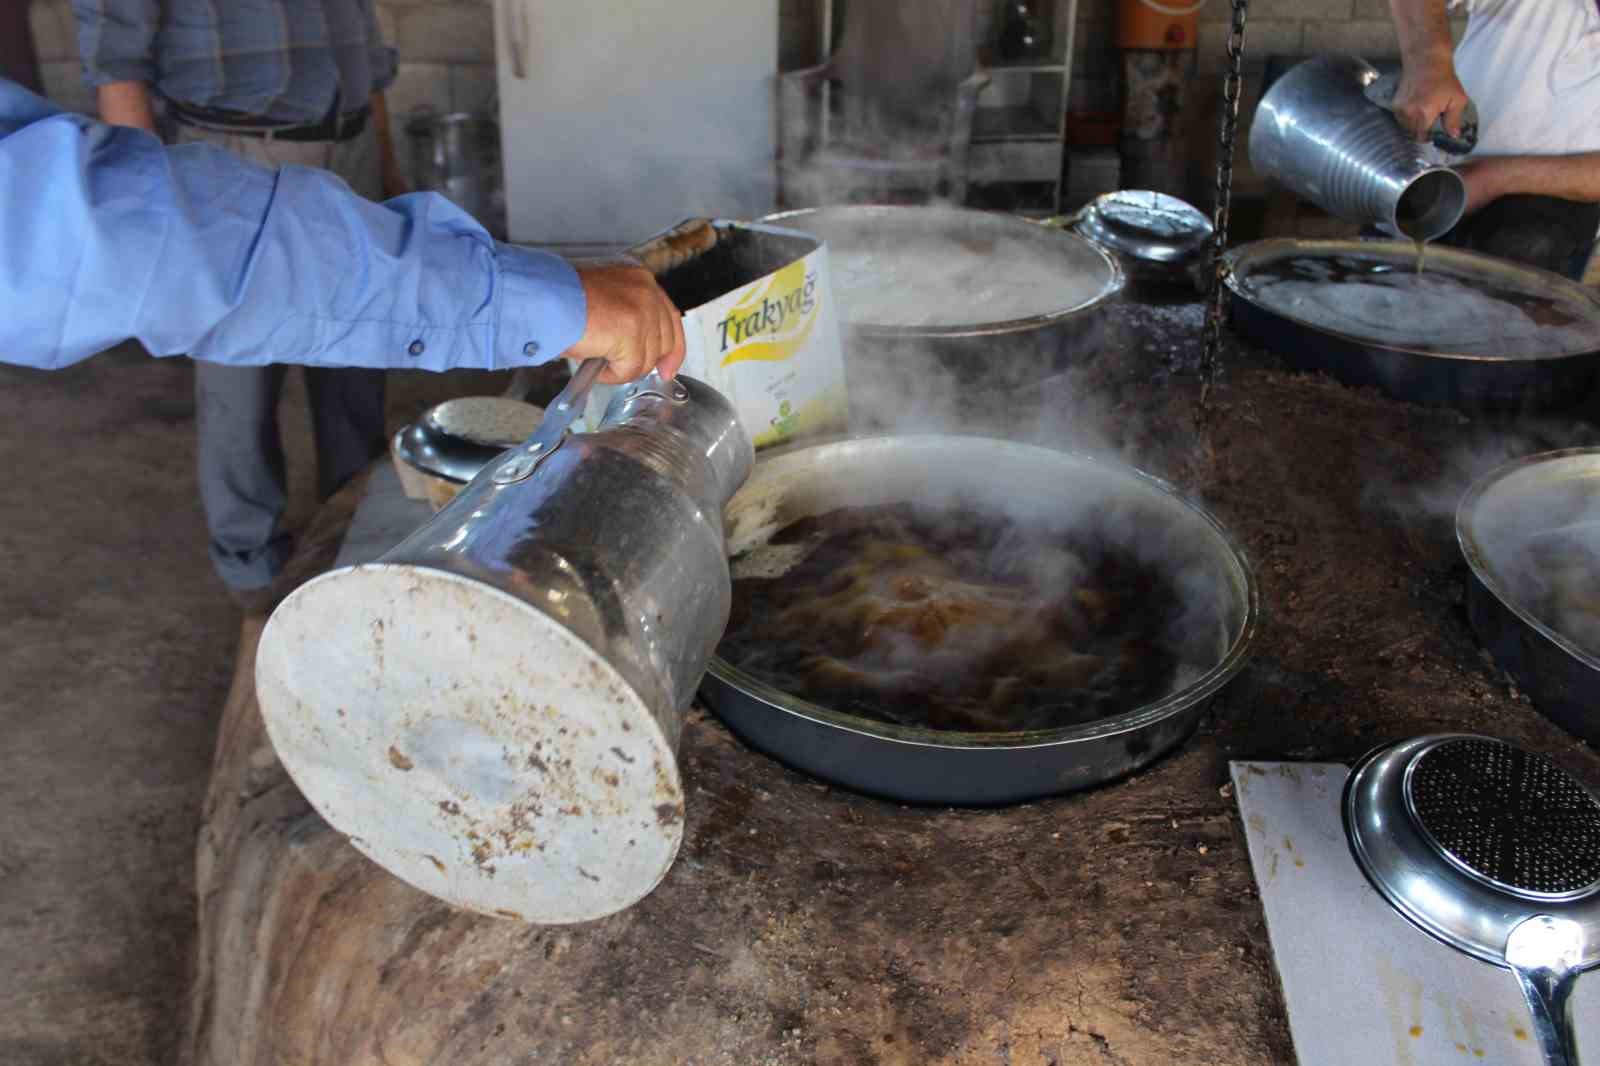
[
  {"left": 523, "top": 341, "right": 540, "bottom": 357},
  {"left": 407, "top": 339, "right": 425, "bottom": 356}
]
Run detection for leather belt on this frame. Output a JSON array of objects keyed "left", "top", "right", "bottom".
[{"left": 166, "top": 99, "right": 370, "bottom": 143}]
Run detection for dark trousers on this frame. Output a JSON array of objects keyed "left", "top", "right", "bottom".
[
  {"left": 196, "top": 363, "right": 387, "bottom": 590},
  {"left": 1439, "top": 195, "right": 1600, "bottom": 281}
]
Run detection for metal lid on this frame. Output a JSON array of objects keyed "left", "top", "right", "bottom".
[{"left": 1073, "top": 190, "right": 1213, "bottom": 267}]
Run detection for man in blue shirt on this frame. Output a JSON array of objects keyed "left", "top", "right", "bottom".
[
  {"left": 0, "top": 76, "right": 684, "bottom": 447},
  {"left": 72, "top": 0, "right": 487, "bottom": 608}
]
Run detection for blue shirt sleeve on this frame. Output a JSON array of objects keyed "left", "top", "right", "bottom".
[{"left": 0, "top": 80, "right": 587, "bottom": 372}]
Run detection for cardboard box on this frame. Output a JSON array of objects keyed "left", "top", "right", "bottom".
[{"left": 587, "top": 219, "right": 849, "bottom": 450}]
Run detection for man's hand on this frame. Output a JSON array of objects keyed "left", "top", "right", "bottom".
[
  {"left": 1393, "top": 55, "right": 1472, "bottom": 143},
  {"left": 566, "top": 264, "right": 686, "bottom": 384},
  {"left": 97, "top": 80, "right": 157, "bottom": 133}
]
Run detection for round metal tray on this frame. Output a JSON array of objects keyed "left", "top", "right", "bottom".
[
  {"left": 1225, "top": 238, "right": 1600, "bottom": 410},
  {"left": 698, "top": 435, "right": 1259, "bottom": 806}
]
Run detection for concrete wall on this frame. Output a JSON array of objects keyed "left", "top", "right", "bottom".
[{"left": 30, "top": 0, "right": 1464, "bottom": 201}]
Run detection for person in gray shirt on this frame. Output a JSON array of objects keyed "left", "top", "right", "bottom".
[{"left": 75, "top": 0, "right": 412, "bottom": 610}]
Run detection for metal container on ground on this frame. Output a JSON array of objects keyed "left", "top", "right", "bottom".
[
  {"left": 762, "top": 205, "right": 1124, "bottom": 432},
  {"left": 406, "top": 110, "right": 506, "bottom": 238},
  {"left": 1065, "top": 189, "right": 1213, "bottom": 291},
  {"left": 256, "top": 372, "right": 753, "bottom": 924},
  {"left": 700, "top": 434, "right": 1259, "bottom": 805}
]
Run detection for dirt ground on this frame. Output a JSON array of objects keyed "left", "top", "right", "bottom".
[{"left": 0, "top": 348, "right": 543, "bottom": 1064}]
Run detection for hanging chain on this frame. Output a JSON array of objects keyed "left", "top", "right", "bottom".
[{"left": 1197, "top": 0, "right": 1250, "bottom": 418}]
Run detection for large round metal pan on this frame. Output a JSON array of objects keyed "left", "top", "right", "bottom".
[
  {"left": 699, "top": 435, "right": 1259, "bottom": 805},
  {"left": 762, "top": 206, "right": 1124, "bottom": 428},
  {"left": 1458, "top": 448, "right": 1600, "bottom": 746},
  {"left": 1225, "top": 238, "right": 1600, "bottom": 411}
]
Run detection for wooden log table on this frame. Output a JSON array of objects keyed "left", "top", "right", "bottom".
[{"left": 183, "top": 300, "right": 1600, "bottom": 1066}]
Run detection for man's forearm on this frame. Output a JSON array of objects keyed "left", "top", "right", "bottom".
[
  {"left": 97, "top": 80, "right": 155, "bottom": 131},
  {"left": 1469, "top": 153, "right": 1600, "bottom": 206},
  {"left": 0, "top": 79, "right": 586, "bottom": 373},
  {"left": 369, "top": 90, "right": 407, "bottom": 197},
  {"left": 1388, "top": 0, "right": 1454, "bottom": 67}
]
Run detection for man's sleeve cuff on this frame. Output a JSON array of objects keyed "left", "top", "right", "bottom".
[
  {"left": 493, "top": 245, "right": 588, "bottom": 369},
  {"left": 80, "top": 60, "right": 156, "bottom": 88}
]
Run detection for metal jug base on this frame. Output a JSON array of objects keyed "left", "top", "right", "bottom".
[{"left": 256, "top": 563, "right": 685, "bottom": 924}]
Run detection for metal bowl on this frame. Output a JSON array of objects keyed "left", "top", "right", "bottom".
[
  {"left": 699, "top": 435, "right": 1259, "bottom": 805},
  {"left": 1069, "top": 189, "right": 1212, "bottom": 288},
  {"left": 762, "top": 206, "right": 1124, "bottom": 429},
  {"left": 1457, "top": 448, "right": 1600, "bottom": 745}
]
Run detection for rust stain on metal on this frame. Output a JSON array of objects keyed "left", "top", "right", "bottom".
[
  {"left": 655, "top": 802, "right": 683, "bottom": 826},
  {"left": 425, "top": 854, "right": 446, "bottom": 874},
  {"left": 387, "top": 746, "right": 414, "bottom": 772},
  {"left": 494, "top": 908, "right": 522, "bottom": 920}
]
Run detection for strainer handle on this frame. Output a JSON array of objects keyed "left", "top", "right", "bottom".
[{"left": 1513, "top": 965, "right": 1580, "bottom": 1066}]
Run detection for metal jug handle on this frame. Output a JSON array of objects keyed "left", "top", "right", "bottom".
[{"left": 491, "top": 357, "right": 606, "bottom": 484}]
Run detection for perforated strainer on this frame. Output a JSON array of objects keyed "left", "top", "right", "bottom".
[{"left": 1345, "top": 734, "right": 1600, "bottom": 1066}]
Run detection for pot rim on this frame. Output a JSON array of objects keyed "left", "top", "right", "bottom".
[{"left": 760, "top": 204, "right": 1126, "bottom": 339}]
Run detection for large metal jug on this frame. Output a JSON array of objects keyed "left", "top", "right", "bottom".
[
  {"left": 255, "top": 372, "right": 753, "bottom": 924},
  {"left": 1249, "top": 54, "right": 1466, "bottom": 241}
]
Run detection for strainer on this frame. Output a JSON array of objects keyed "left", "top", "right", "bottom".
[{"left": 1344, "top": 734, "right": 1600, "bottom": 1066}]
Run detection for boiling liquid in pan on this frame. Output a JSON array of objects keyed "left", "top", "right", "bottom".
[{"left": 720, "top": 503, "right": 1181, "bottom": 734}]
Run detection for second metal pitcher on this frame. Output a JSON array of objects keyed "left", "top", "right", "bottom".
[{"left": 1249, "top": 54, "right": 1466, "bottom": 241}]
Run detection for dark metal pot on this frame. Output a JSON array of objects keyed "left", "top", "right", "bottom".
[
  {"left": 1225, "top": 238, "right": 1600, "bottom": 412},
  {"left": 699, "top": 435, "right": 1259, "bottom": 805},
  {"left": 1458, "top": 448, "right": 1600, "bottom": 746},
  {"left": 762, "top": 206, "right": 1124, "bottom": 430}
]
